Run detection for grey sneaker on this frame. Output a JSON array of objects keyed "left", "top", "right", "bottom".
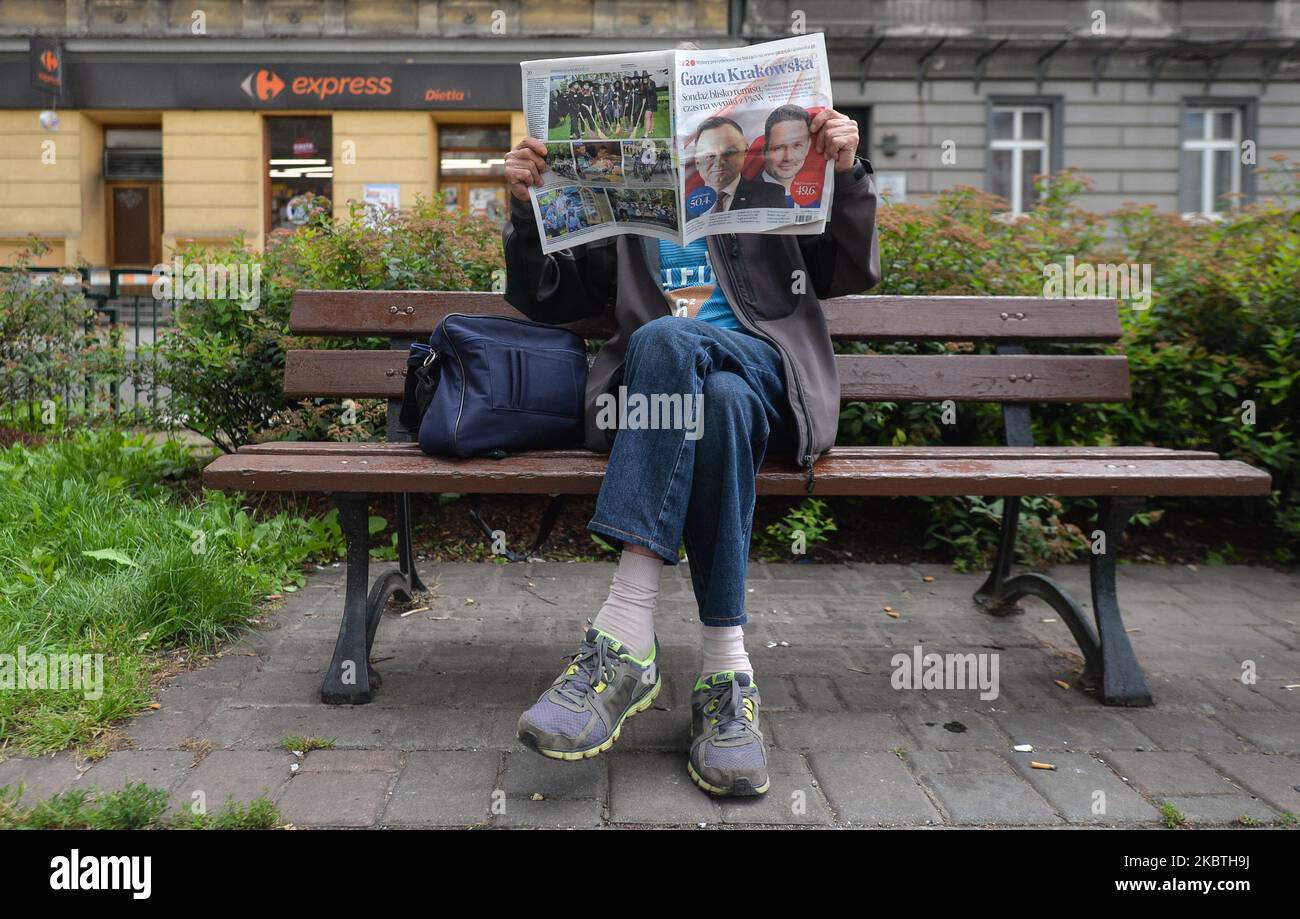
[
  {"left": 688, "top": 671, "right": 769, "bottom": 796},
  {"left": 517, "top": 628, "right": 661, "bottom": 761}
]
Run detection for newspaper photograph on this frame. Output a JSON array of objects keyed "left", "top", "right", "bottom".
[
  {"left": 675, "top": 33, "right": 832, "bottom": 241},
  {"left": 520, "top": 33, "right": 833, "bottom": 254},
  {"left": 521, "top": 48, "right": 680, "bottom": 252}
]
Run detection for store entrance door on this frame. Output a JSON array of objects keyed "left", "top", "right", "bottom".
[
  {"left": 106, "top": 182, "right": 162, "bottom": 267},
  {"left": 441, "top": 181, "right": 507, "bottom": 224}
]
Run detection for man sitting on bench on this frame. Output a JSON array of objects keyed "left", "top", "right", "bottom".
[{"left": 501, "top": 107, "right": 880, "bottom": 796}]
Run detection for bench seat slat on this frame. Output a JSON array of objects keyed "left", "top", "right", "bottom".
[
  {"left": 290, "top": 291, "right": 1124, "bottom": 342},
  {"left": 203, "top": 453, "right": 1271, "bottom": 498},
  {"left": 236, "top": 442, "right": 1222, "bottom": 461},
  {"left": 283, "top": 350, "right": 1132, "bottom": 403}
]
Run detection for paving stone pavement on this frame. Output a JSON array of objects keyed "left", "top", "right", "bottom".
[{"left": 2, "top": 561, "right": 1297, "bottom": 828}]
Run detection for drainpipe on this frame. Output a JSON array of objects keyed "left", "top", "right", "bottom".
[{"left": 729, "top": 0, "right": 744, "bottom": 37}]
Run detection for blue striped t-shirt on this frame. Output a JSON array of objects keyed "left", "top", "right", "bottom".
[{"left": 656, "top": 238, "right": 742, "bottom": 330}]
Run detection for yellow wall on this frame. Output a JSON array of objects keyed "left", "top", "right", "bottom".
[
  {"left": 162, "top": 110, "right": 264, "bottom": 253},
  {"left": 1, "top": 106, "right": 522, "bottom": 265},
  {"left": 332, "top": 111, "right": 436, "bottom": 214},
  {"left": 509, "top": 110, "right": 528, "bottom": 149},
  {"left": 0, "top": 110, "right": 90, "bottom": 265},
  {"left": 78, "top": 117, "right": 106, "bottom": 265},
  {"left": 334, "top": 110, "right": 517, "bottom": 214}
]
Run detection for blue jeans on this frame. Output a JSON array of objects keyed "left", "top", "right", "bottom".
[{"left": 587, "top": 316, "right": 798, "bottom": 627}]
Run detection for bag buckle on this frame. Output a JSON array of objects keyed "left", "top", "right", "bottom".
[{"left": 423, "top": 349, "right": 438, "bottom": 368}]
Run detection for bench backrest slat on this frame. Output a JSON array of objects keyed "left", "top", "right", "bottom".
[
  {"left": 284, "top": 350, "right": 1131, "bottom": 403},
  {"left": 290, "top": 290, "right": 1124, "bottom": 342}
]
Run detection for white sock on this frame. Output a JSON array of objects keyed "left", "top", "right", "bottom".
[
  {"left": 590, "top": 550, "right": 662, "bottom": 660},
  {"left": 700, "top": 625, "right": 752, "bottom": 680}
]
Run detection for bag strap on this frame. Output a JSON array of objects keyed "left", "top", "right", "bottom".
[
  {"left": 466, "top": 493, "right": 568, "bottom": 562},
  {"left": 399, "top": 344, "right": 440, "bottom": 435}
]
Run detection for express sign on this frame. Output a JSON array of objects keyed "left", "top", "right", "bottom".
[
  {"left": 1, "top": 57, "right": 518, "bottom": 110},
  {"left": 240, "top": 69, "right": 395, "bottom": 102}
]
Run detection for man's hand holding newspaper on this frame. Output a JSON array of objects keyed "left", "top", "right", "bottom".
[
  {"left": 810, "top": 108, "right": 861, "bottom": 172},
  {"left": 516, "top": 33, "right": 844, "bottom": 254},
  {"left": 506, "top": 137, "right": 548, "bottom": 203}
]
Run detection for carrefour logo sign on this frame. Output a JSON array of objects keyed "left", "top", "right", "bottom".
[{"left": 240, "top": 69, "right": 284, "bottom": 100}]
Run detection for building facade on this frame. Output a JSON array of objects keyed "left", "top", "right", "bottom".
[{"left": 1, "top": 0, "right": 1297, "bottom": 267}]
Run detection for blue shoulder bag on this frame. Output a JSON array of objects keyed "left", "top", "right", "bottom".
[{"left": 400, "top": 313, "right": 588, "bottom": 458}]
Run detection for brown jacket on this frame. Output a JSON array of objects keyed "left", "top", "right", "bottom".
[{"left": 502, "top": 155, "right": 882, "bottom": 492}]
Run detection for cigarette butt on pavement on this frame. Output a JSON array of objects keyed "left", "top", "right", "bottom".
[
  {"left": 1030, "top": 761, "right": 1057, "bottom": 771},
  {"left": 1054, "top": 679, "right": 1070, "bottom": 690}
]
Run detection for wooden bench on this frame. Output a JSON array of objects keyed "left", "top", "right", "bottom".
[{"left": 202, "top": 290, "right": 1273, "bottom": 708}]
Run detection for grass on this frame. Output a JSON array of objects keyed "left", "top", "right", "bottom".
[
  {"left": 0, "top": 781, "right": 282, "bottom": 829},
  {"left": 172, "top": 795, "right": 283, "bottom": 830},
  {"left": 546, "top": 95, "right": 670, "bottom": 142},
  {"left": 0, "top": 428, "right": 347, "bottom": 754},
  {"left": 1158, "top": 802, "right": 1187, "bottom": 829},
  {"left": 281, "top": 735, "right": 336, "bottom": 754}
]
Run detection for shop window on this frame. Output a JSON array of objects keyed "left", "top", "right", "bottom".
[
  {"left": 438, "top": 124, "right": 509, "bottom": 225},
  {"left": 266, "top": 116, "right": 333, "bottom": 232},
  {"left": 104, "top": 127, "right": 162, "bottom": 267}
]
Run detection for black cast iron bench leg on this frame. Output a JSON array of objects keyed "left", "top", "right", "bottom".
[
  {"left": 1088, "top": 496, "right": 1153, "bottom": 706},
  {"left": 396, "top": 492, "right": 427, "bottom": 593},
  {"left": 974, "top": 494, "right": 1153, "bottom": 707},
  {"left": 322, "top": 492, "right": 376, "bottom": 704},
  {"left": 321, "top": 492, "right": 427, "bottom": 704}
]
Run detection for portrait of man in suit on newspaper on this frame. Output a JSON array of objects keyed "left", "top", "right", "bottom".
[{"left": 691, "top": 115, "right": 787, "bottom": 212}]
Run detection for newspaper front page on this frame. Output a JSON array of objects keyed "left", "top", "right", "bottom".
[
  {"left": 521, "top": 48, "right": 679, "bottom": 253},
  {"left": 520, "top": 33, "right": 833, "bottom": 254}
]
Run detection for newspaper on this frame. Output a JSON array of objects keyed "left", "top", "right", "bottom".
[{"left": 520, "top": 33, "right": 834, "bottom": 254}]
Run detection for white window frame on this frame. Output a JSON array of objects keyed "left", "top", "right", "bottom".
[
  {"left": 989, "top": 106, "right": 1050, "bottom": 215},
  {"left": 1181, "top": 107, "right": 1242, "bottom": 218}
]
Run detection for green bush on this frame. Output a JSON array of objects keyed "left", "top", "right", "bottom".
[
  {"left": 146, "top": 196, "right": 504, "bottom": 452},
  {"left": 917, "top": 495, "right": 1169, "bottom": 572},
  {"left": 146, "top": 240, "right": 283, "bottom": 452},
  {"left": 755, "top": 498, "right": 838, "bottom": 560},
  {"left": 845, "top": 161, "right": 1300, "bottom": 560},
  {"left": 0, "top": 241, "right": 125, "bottom": 427}
]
